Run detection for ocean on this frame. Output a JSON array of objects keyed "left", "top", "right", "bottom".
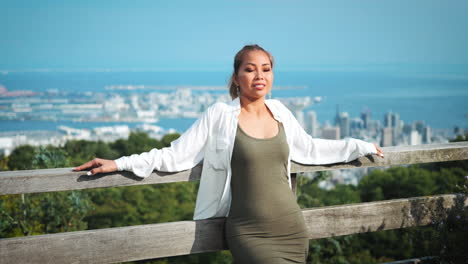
[{"left": 0, "top": 70, "right": 467, "bottom": 132}]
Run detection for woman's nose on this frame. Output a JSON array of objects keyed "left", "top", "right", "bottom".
[{"left": 255, "top": 70, "right": 264, "bottom": 79}]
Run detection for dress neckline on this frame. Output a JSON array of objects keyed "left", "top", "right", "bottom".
[{"left": 237, "top": 122, "right": 282, "bottom": 141}]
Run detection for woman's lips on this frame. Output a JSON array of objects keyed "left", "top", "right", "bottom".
[{"left": 253, "top": 84, "right": 265, "bottom": 90}]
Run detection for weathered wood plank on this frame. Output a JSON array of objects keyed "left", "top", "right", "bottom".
[
  {"left": 0, "top": 165, "right": 203, "bottom": 195},
  {"left": 302, "top": 194, "right": 467, "bottom": 239},
  {"left": 1, "top": 194, "right": 465, "bottom": 263},
  {"left": 1, "top": 142, "right": 467, "bottom": 195},
  {"left": 292, "top": 141, "right": 468, "bottom": 173}
]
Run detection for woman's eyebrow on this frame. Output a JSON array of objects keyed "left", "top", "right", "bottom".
[{"left": 245, "top": 62, "right": 271, "bottom": 66}]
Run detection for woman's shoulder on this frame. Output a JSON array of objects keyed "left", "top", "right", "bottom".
[
  {"left": 207, "top": 101, "right": 232, "bottom": 112},
  {"left": 202, "top": 101, "right": 235, "bottom": 121},
  {"left": 266, "top": 99, "right": 292, "bottom": 114}
]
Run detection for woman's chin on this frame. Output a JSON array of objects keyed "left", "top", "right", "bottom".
[{"left": 241, "top": 93, "right": 266, "bottom": 101}]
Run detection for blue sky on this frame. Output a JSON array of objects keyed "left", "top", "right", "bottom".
[{"left": 2, "top": 0, "right": 468, "bottom": 71}]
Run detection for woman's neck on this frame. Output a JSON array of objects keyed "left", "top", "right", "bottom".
[{"left": 239, "top": 96, "right": 267, "bottom": 116}]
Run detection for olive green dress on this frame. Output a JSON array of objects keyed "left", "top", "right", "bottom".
[{"left": 225, "top": 122, "right": 309, "bottom": 264}]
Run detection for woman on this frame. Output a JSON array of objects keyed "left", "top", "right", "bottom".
[{"left": 74, "top": 44, "right": 384, "bottom": 263}]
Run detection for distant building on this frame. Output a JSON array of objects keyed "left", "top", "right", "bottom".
[
  {"left": 413, "top": 121, "right": 425, "bottom": 135},
  {"left": 338, "top": 112, "right": 350, "bottom": 138},
  {"left": 381, "top": 127, "right": 393, "bottom": 147},
  {"left": 321, "top": 124, "right": 340, "bottom": 140},
  {"left": 423, "top": 126, "right": 432, "bottom": 144},
  {"left": 334, "top": 105, "right": 341, "bottom": 126},
  {"left": 367, "top": 120, "right": 381, "bottom": 134},
  {"left": 384, "top": 112, "right": 393, "bottom": 128},
  {"left": 410, "top": 130, "right": 422, "bottom": 145},
  {"left": 392, "top": 114, "right": 402, "bottom": 145},
  {"left": 383, "top": 111, "right": 401, "bottom": 145},
  {"left": 294, "top": 110, "right": 305, "bottom": 129},
  {"left": 334, "top": 106, "right": 349, "bottom": 139},
  {"left": 361, "top": 109, "right": 371, "bottom": 129},
  {"left": 403, "top": 123, "right": 412, "bottom": 135},
  {"left": 306, "top": 110, "right": 318, "bottom": 137},
  {"left": 391, "top": 113, "right": 400, "bottom": 129},
  {"left": 350, "top": 118, "right": 364, "bottom": 130}
]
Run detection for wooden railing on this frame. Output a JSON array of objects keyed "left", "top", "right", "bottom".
[{"left": 0, "top": 142, "right": 467, "bottom": 263}]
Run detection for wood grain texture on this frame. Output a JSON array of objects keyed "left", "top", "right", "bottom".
[
  {"left": 1, "top": 194, "right": 465, "bottom": 263},
  {"left": 1, "top": 142, "right": 467, "bottom": 195}
]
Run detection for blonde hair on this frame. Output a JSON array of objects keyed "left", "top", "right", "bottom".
[{"left": 228, "top": 44, "right": 274, "bottom": 100}]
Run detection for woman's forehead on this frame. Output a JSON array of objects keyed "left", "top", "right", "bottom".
[{"left": 241, "top": 51, "right": 271, "bottom": 65}]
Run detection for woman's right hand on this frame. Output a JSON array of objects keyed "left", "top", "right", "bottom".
[{"left": 73, "top": 158, "right": 118, "bottom": 175}]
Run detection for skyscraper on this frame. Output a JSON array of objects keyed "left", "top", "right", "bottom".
[
  {"left": 321, "top": 123, "right": 341, "bottom": 140},
  {"left": 360, "top": 109, "right": 371, "bottom": 129},
  {"left": 382, "top": 127, "right": 393, "bottom": 147},
  {"left": 339, "top": 112, "right": 350, "bottom": 138},
  {"left": 384, "top": 112, "right": 393, "bottom": 128},
  {"left": 392, "top": 112, "right": 401, "bottom": 145},
  {"left": 294, "top": 110, "right": 305, "bottom": 129},
  {"left": 423, "top": 126, "right": 432, "bottom": 144}
]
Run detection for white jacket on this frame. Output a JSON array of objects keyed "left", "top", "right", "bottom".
[{"left": 115, "top": 98, "right": 377, "bottom": 220}]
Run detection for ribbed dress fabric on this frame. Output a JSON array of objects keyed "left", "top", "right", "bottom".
[{"left": 225, "top": 122, "right": 309, "bottom": 264}]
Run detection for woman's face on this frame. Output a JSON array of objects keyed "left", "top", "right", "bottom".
[{"left": 235, "top": 50, "right": 274, "bottom": 100}]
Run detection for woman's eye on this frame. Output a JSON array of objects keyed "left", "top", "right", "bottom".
[
  {"left": 245, "top": 68, "right": 253, "bottom": 72},
  {"left": 263, "top": 68, "right": 271, "bottom": 72}
]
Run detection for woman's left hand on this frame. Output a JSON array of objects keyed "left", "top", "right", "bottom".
[{"left": 374, "top": 143, "right": 384, "bottom": 158}]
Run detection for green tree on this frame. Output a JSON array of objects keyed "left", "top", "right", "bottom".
[
  {"left": 32, "top": 146, "right": 71, "bottom": 169},
  {"left": 7, "top": 145, "right": 35, "bottom": 170},
  {"left": 161, "top": 133, "right": 180, "bottom": 148},
  {"left": 64, "top": 139, "right": 119, "bottom": 166},
  {"left": 0, "top": 146, "right": 92, "bottom": 238},
  {"left": 0, "top": 153, "right": 8, "bottom": 171},
  {"left": 111, "top": 132, "right": 163, "bottom": 157}
]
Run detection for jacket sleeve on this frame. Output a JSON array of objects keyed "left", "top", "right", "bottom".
[
  {"left": 286, "top": 108, "right": 377, "bottom": 165},
  {"left": 114, "top": 104, "right": 213, "bottom": 178}
]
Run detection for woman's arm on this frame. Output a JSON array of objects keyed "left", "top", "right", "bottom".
[
  {"left": 74, "top": 104, "right": 214, "bottom": 177},
  {"left": 287, "top": 109, "right": 383, "bottom": 165}
]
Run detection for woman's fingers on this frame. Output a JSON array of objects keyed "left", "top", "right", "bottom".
[
  {"left": 79, "top": 159, "right": 118, "bottom": 175},
  {"left": 73, "top": 158, "right": 117, "bottom": 175},
  {"left": 73, "top": 159, "right": 99, "bottom": 171},
  {"left": 374, "top": 143, "right": 384, "bottom": 158},
  {"left": 89, "top": 167, "right": 103, "bottom": 175}
]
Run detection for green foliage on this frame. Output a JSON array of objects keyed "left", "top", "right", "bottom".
[
  {"left": 161, "top": 133, "right": 180, "bottom": 148},
  {"left": 83, "top": 182, "right": 198, "bottom": 229},
  {"left": 64, "top": 140, "right": 119, "bottom": 166},
  {"left": 1, "top": 146, "right": 93, "bottom": 238},
  {"left": 0, "top": 191, "right": 93, "bottom": 237},
  {"left": 359, "top": 166, "right": 438, "bottom": 202},
  {"left": 7, "top": 145, "right": 35, "bottom": 170},
  {"left": 359, "top": 165, "right": 465, "bottom": 202},
  {"left": 297, "top": 171, "right": 360, "bottom": 209},
  {"left": 450, "top": 133, "right": 468, "bottom": 142},
  {"left": 32, "top": 146, "right": 71, "bottom": 169},
  {"left": 0, "top": 153, "right": 8, "bottom": 171},
  {"left": 295, "top": 160, "right": 468, "bottom": 263},
  {"left": 111, "top": 132, "right": 163, "bottom": 157}
]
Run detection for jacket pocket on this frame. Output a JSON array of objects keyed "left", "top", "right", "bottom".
[
  {"left": 216, "top": 138, "right": 229, "bottom": 151},
  {"left": 205, "top": 138, "right": 229, "bottom": 170}
]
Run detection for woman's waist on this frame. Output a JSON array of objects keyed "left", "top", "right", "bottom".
[
  {"left": 226, "top": 210, "right": 307, "bottom": 236},
  {"left": 228, "top": 198, "right": 301, "bottom": 221}
]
